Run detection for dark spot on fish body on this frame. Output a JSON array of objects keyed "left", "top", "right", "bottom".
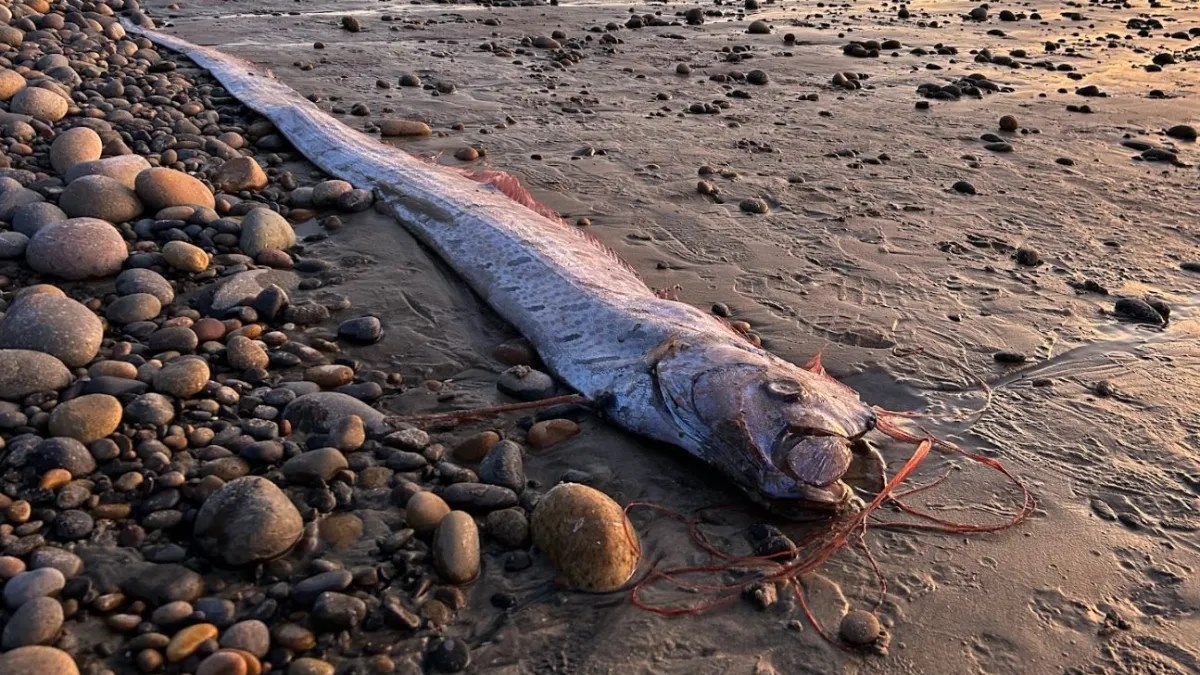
[
  {"left": 392, "top": 192, "right": 458, "bottom": 225},
  {"left": 560, "top": 333, "right": 583, "bottom": 342},
  {"left": 527, "top": 304, "right": 546, "bottom": 312},
  {"left": 507, "top": 256, "right": 532, "bottom": 267}
]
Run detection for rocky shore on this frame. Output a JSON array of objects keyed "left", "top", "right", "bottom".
[{"left": 0, "top": 1, "right": 649, "bottom": 673}]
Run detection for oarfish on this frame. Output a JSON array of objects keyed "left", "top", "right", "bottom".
[{"left": 125, "top": 20, "right": 885, "bottom": 511}]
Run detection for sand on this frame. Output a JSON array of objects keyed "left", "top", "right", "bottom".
[{"left": 138, "top": 0, "right": 1199, "bottom": 671}]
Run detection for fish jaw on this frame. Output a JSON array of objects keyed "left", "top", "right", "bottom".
[{"left": 653, "top": 339, "right": 876, "bottom": 512}]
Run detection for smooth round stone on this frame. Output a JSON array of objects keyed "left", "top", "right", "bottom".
[
  {"left": 239, "top": 208, "right": 295, "bottom": 258},
  {"left": 427, "top": 637, "right": 471, "bottom": 673},
  {"left": 289, "top": 658, "right": 334, "bottom": 675},
  {"left": 59, "top": 175, "right": 144, "bottom": 223},
  {"left": 124, "top": 392, "right": 176, "bottom": 425},
  {"left": 197, "top": 651, "right": 250, "bottom": 675},
  {"left": 89, "top": 360, "right": 138, "bottom": 380},
  {"left": 194, "top": 476, "right": 303, "bottom": 565},
  {"left": 30, "top": 437, "right": 95, "bottom": 476},
  {"left": 527, "top": 419, "right": 580, "bottom": 449},
  {"left": 1, "top": 596, "right": 63, "bottom": 648},
  {"left": 192, "top": 318, "right": 226, "bottom": 342},
  {"left": 496, "top": 366, "right": 556, "bottom": 401},
  {"left": 405, "top": 491, "right": 451, "bottom": 536},
  {"left": 121, "top": 564, "right": 204, "bottom": 605},
  {"left": 281, "top": 392, "right": 385, "bottom": 434},
  {"left": 10, "top": 87, "right": 68, "bottom": 122},
  {"left": 48, "top": 393, "right": 121, "bottom": 443},
  {"left": 225, "top": 335, "right": 268, "bottom": 371},
  {"left": 106, "top": 293, "right": 162, "bottom": 324},
  {"left": 478, "top": 440, "right": 525, "bottom": 493},
  {"left": 840, "top": 609, "right": 882, "bottom": 645},
  {"left": 12, "top": 202, "right": 67, "bottom": 237},
  {"left": 337, "top": 316, "right": 382, "bottom": 344},
  {"left": 162, "top": 240, "right": 210, "bottom": 273},
  {"left": 0, "top": 646, "right": 80, "bottom": 675},
  {"left": 0, "top": 295, "right": 102, "bottom": 367},
  {"left": 0, "top": 179, "right": 44, "bottom": 222},
  {"left": 54, "top": 510, "right": 94, "bottom": 540},
  {"left": 0, "top": 231, "right": 28, "bottom": 258},
  {"left": 214, "top": 157, "right": 268, "bottom": 193},
  {"left": 149, "top": 326, "right": 199, "bottom": 353},
  {"left": 27, "top": 548, "right": 83, "bottom": 578},
  {"left": 281, "top": 447, "right": 348, "bottom": 485},
  {"left": 432, "top": 511, "right": 480, "bottom": 585},
  {"left": 166, "top": 623, "right": 218, "bottom": 662},
  {"left": 379, "top": 119, "right": 431, "bottom": 137},
  {"left": 26, "top": 218, "right": 128, "bottom": 280},
  {"left": 0, "top": 69, "right": 25, "bottom": 100},
  {"left": 311, "top": 592, "right": 366, "bottom": 630},
  {"left": 530, "top": 483, "right": 640, "bottom": 592},
  {"left": 153, "top": 357, "right": 209, "bottom": 398},
  {"left": 4, "top": 568, "right": 66, "bottom": 608},
  {"left": 135, "top": 167, "right": 216, "bottom": 211},
  {"left": 0, "top": 349, "right": 71, "bottom": 400},
  {"left": 50, "top": 127, "right": 103, "bottom": 174},
  {"left": 218, "top": 620, "right": 269, "bottom": 657},
  {"left": 305, "top": 365, "right": 353, "bottom": 388},
  {"left": 64, "top": 155, "right": 151, "bottom": 189},
  {"left": 311, "top": 180, "right": 352, "bottom": 207},
  {"left": 151, "top": 600, "right": 195, "bottom": 626},
  {"left": 116, "top": 269, "right": 175, "bottom": 305}
]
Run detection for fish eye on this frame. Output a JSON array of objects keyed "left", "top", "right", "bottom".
[{"left": 765, "top": 379, "right": 806, "bottom": 402}]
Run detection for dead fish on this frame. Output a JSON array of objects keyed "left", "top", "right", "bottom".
[{"left": 125, "top": 20, "right": 921, "bottom": 513}]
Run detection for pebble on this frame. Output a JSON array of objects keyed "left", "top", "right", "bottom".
[
  {"left": 30, "top": 436, "right": 96, "bottom": 476},
  {"left": 0, "top": 294, "right": 103, "bottom": 367},
  {"left": 240, "top": 208, "right": 296, "bottom": 258},
  {"left": 214, "top": 157, "right": 269, "bottom": 192},
  {"left": 4, "top": 568, "right": 65, "bottom": 609},
  {"left": 337, "top": 316, "right": 383, "bottom": 344},
  {"left": 496, "top": 365, "right": 556, "bottom": 400},
  {"left": 0, "top": 646, "right": 80, "bottom": 675},
  {"left": 839, "top": 609, "right": 882, "bottom": 645},
  {"left": 12, "top": 202, "right": 66, "bottom": 238},
  {"left": 427, "top": 637, "right": 471, "bottom": 673},
  {"left": 406, "top": 491, "right": 451, "bottom": 535},
  {"left": 998, "top": 115, "right": 1019, "bottom": 132},
  {"left": 527, "top": 419, "right": 580, "bottom": 449},
  {"left": 0, "top": 69, "right": 24, "bottom": 100},
  {"left": 197, "top": 651, "right": 250, "bottom": 675},
  {"left": 289, "top": 658, "right": 334, "bottom": 675},
  {"left": 106, "top": 293, "right": 162, "bottom": 324},
  {"left": 0, "top": 349, "right": 71, "bottom": 400},
  {"left": 135, "top": 167, "right": 216, "bottom": 211},
  {"left": 453, "top": 430, "right": 500, "bottom": 462},
  {"left": 440, "top": 483, "right": 519, "bottom": 511},
  {"left": 154, "top": 357, "right": 210, "bottom": 398},
  {"left": 26, "top": 217, "right": 128, "bottom": 280},
  {"left": 59, "top": 174, "right": 144, "bottom": 223},
  {"left": 282, "top": 447, "right": 348, "bottom": 485},
  {"left": 379, "top": 119, "right": 432, "bottom": 137},
  {"left": 167, "top": 623, "right": 218, "bottom": 662},
  {"left": 479, "top": 440, "right": 525, "bottom": 492},
  {"left": 50, "top": 127, "right": 103, "bottom": 174},
  {"left": 485, "top": 507, "right": 530, "bottom": 548},
  {"left": 306, "top": 364, "right": 354, "bottom": 388},
  {"left": 311, "top": 592, "right": 367, "bottom": 630},
  {"left": 282, "top": 391, "right": 385, "bottom": 434},
  {"left": 47, "top": 393, "right": 121, "bottom": 443},
  {"left": 194, "top": 476, "right": 304, "bottom": 565},
  {"left": 116, "top": 268, "right": 175, "bottom": 305},
  {"left": 226, "top": 335, "right": 269, "bottom": 370},
  {"left": 162, "top": 240, "right": 211, "bottom": 273},
  {"left": 952, "top": 180, "right": 977, "bottom": 195},
  {"left": 312, "top": 180, "right": 353, "bottom": 208},
  {"left": 65, "top": 155, "right": 151, "bottom": 189},
  {"left": 530, "top": 483, "right": 640, "bottom": 592},
  {"left": 1, "top": 595, "right": 62, "bottom": 649},
  {"left": 432, "top": 511, "right": 481, "bottom": 584},
  {"left": 9, "top": 87, "right": 68, "bottom": 122},
  {"left": 122, "top": 564, "right": 205, "bottom": 605},
  {"left": 125, "top": 392, "right": 176, "bottom": 425},
  {"left": 1114, "top": 297, "right": 1166, "bottom": 325}
]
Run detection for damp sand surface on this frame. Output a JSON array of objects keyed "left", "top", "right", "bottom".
[{"left": 143, "top": 0, "right": 1199, "bottom": 672}]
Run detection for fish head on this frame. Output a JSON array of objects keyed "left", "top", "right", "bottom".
[{"left": 654, "top": 341, "right": 876, "bottom": 511}]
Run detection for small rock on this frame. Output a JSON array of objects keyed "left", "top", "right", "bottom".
[
  {"left": 0, "top": 646, "right": 80, "bottom": 675},
  {"left": 26, "top": 218, "right": 128, "bottom": 280},
  {"left": 4, "top": 568, "right": 65, "bottom": 608},
  {"left": 135, "top": 167, "right": 216, "bottom": 211},
  {"left": 214, "top": 157, "right": 268, "bottom": 193},
  {"left": 225, "top": 335, "right": 269, "bottom": 371},
  {"left": 282, "top": 448, "right": 348, "bottom": 485},
  {"left": 166, "top": 623, "right": 218, "bottom": 662},
  {"left": 427, "top": 638, "right": 471, "bottom": 673},
  {"left": 194, "top": 476, "right": 304, "bottom": 565},
  {"left": 162, "top": 240, "right": 210, "bottom": 273},
  {"left": 116, "top": 269, "right": 175, "bottom": 305},
  {"left": 527, "top": 419, "right": 580, "bottom": 449},
  {"left": 10, "top": 87, "right": 68, "bottom": 122},
  {"left": 406, "top": 491, "right": 451, "bottom": 535},
  {"left": 839, "top": 610, "right": 882, "bottom": 645},
  {"left": 432, "top": 511, "right": 481, "bottom": 584},
  {"left": 998, "top": 115, "right": 1019, "bottom": 132},
  {"left": 337, "top": 316, "right": 382, "bottom": 344},
  {"left": 0, "top": 294, "right": 103, "bottom": 367},
  {"left": 496, "top": 365, "right": 555, "bottom": 400},
  {"left": 48, "top": 394, "right": 121, "bottom": 443},
  {"left": 379, "top": 120, "right": 432, "bottom": 137},
  {"left": 0, "top": 350, "right": 72, "bottom": 401},
  {"left": 240, "top": 208, "right": 296, "bottom": 258},
  {"left": 311, "top": 592, "right": 367, "bottom": 630},
  {"left": 153, "top": 357, "right": 210, "bottom": 398},
  {"left": 106, "top": 293, "right": 162, "bottom": 324},
  {"left": 530, "top": 483, "right": 640, "bottom": 592},
  {"left": 50, "top": 127, "right": 103, "bottom": 174},
  {"left": 1, "top": 596, "right": 63, "bottom": 649}
]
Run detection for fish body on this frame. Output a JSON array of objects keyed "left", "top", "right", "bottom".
[{"left": 127, "top": 22, "right": 877, "bottom": 510}]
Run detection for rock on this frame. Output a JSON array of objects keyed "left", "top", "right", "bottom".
[
  {"left": 478, "top": 440, "right": 525, "bottom": 492},
  {"left": 252, "top": 285, "right": 288, "bottom": 322},
  {"left": 0, "top": 230, "right": 26, "bottom": 258},
  {"left": 214, "top": 157, "right": 268, "bottom": 193},
  {"left": 48, "top": 394, "right": 121, "bottom": 443},
  {"left": 1165, "top": 124, "right": 1197, "bottom": 141},
  {"left": 135, "top": 167, "right": 216, "bottom": 211},
  {"left": 64, "top": 155, "right": 151, "bottom": 189},
  {"left": 194, "top": 476, "right": 304, "bottom": 565},
  {"left": 0, "top": 179, "right": 44, "bottom": 222},
  {"left": 29, "top": 437, "right": 95, "bottom": 476},
  {"left": 239, "top": 208, "right": 295, "bottom": 258},
  {"left": 105, "top": 293, "right": 162, "bottom": 324},
  {"left": 312, "top": 180, "right": 353, "bottom": 208},
  {"left": 219, "top": 620, "right": 270, "bottom": 657},
  {"left": 0, "top": 69, "right": 25, "bottom": 100},
  {"left": 311, "top": 592, "right": 366, "bottom": 630},
  {"left": 1, "top": 596, "right": 63, "bottom": 648},
  {"left": 50, "top": 127, "right": 103, "bottom": 174},
  {"left": 167, "top": 623, "right": 218, "bottom": 662},
  {"left": 427, "top": 638, "right": 471, "bottom": 673},
  {"left": 9, "top": 87, "right": 68, "bottom": 122},
  {"left": 406, "top": 491, "right": 451, "bottom": 535},
  {"left": 0, "top": 294, "right": 103, "bottom": 367},
  {"left": 125, "top": 392, "right": 176, "bottom": 425},
  {"left": 0, "top": 646, "right": 80, "bottom": 675},
  {"left": 12, "top": 202, "right": 67, "bottom": 238},
  {"left": 496, "top": 365, "right": 555, "bottom": 400},
  {"left": 122, "top": 563, "right": 204, "bottom": 604},
  {"left": 485, "top": 508, "right": 530, "bottom": 548},
  {"left": 337, "top": 316, "right": 382, "bottom": 344},
  {"left": 208, "top": 269, "right": 299, "bottom": 313},
  {"left": 527, "top": 419, "right": 580, "bottom": 449},
  {"left": 998, "top": 115, "right": 1019, "bottom": 132},
  {"left": 747, "top": 19, "right": 771, "bottom": 33},
  {"left": 289, "top": 658, "right": 334, "bottom": 675},
  {"left": 58, "top": 175, "right": 144, "bottom": 223},
  {"left": 0, "top": 350, "right": 71, "bottom": 400},
  {"left": 197, "top": 651, "right": 250, "bottom": 675},
  {"left": 432, "top": 511, "right": 480, "bottom": 584},
  {"left": 225, "top": 335, "right": 269, "bottom": 370},
  {"left": 149, "top": 326, "right": 200, "bottom": 353},
  {"left": 453, "top": 430, "right": 500, "bottom": 463},
  {"left": 839, "top": 610, "right": 882, "bottom": 644},
  {"left": 530, "top": 483, "right": 640, "bottom": 592},
  {"left": 306, "top": 365, "right": 354, "bottom": 388},
  {"left": 440, "top": 483, "right": 519, "bottom": 511},
  {"left": 162, "top": 240, "right": 210, "bottom": 273},
  {"left": 4, "top": 568, "right": 65, "bottom": 608},
  {"left": 282, "top": 392, "right": 385, "bottom": 434},
  {"left": 26, "top": 218, "right": 128, "bottom": 280},
  {"left": 282, "top": 448, "right": 348, "bottom": 485},
  {"left": 379, "top": 120, "right": 432, "bottom": 137},
  {"left": 153, "top": 357, "right": 210, "bottom": 398},
  {"left": 115, "top": 269, "right": 174, "bottom": 307},
  {"left": 1114, "top": 297, "right": 1166, "bottom": 325}
]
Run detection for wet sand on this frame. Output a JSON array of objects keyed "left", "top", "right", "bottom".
[{"left": 142, "top": 0, "right": 1199, "bottom": 672}]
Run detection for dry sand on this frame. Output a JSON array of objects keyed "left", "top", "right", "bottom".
[{"left": 142, "top": 0, "right": 1199, "bottom": 672}]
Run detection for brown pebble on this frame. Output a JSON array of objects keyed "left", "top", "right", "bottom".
[
  {"left": 998, "top": 115, "right": 1019, "bottom": 132},
  {"left": 166, "top": 623, "right": 219, "bottom": 662},
  {"left": 527, "top": 419, "right": 580, "bottom": 450},
  {"left": 452, "top": 430, "right": 500, "bottom": 462},
  {"left": 39, "top": 469, "right": 73, "bottom": 490},
  {"left": 530, "top": 483, "right": 640, "bottom": 592},
  {"left": 192, "top": 318, "right": 227, "bottom": 342},
  {"left": 405, "top": 491, "right": 451, "bottom": 536},
  {"left": 454, "top": 147, "right": 480, "bottom": 161},
  {"left": 197, "top": 651, "right": 249, "bottom": 675},
  {"left": 839, "top": 609, "right": 882, "bottom": 645}
]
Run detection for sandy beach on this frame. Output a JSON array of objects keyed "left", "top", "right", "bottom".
[{"left": 0, "top": 0, "right": 1196, "bottom": 672}]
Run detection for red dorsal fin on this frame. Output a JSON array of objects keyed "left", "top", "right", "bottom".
[{"left": 802, "top": 352, "right": 826, "bottom": 376}]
